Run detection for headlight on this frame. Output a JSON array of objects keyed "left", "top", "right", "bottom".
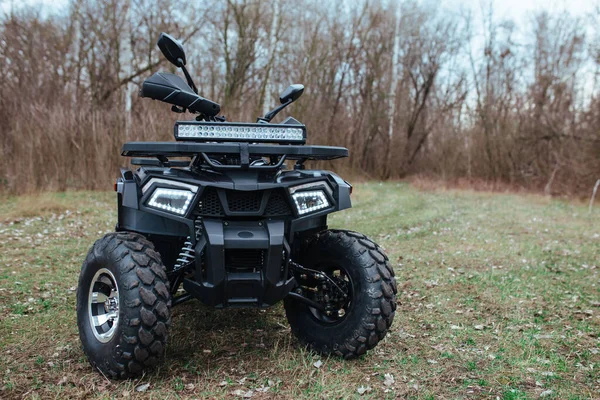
[
  {"left": 289, "top": 182, "right": 332, "bottom": 215},
  {"left": 147, "top": 188, "right": 194, "bottom": 215},
  {"left": 175, "top": 121, "right": 306, "bottom": 144},
  {"left": 291, "top": 190, "right": 330, "bottom": 215}
]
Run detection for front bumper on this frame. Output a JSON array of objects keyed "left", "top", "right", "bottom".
[{"left": 183, "top": 218, "right": 295, "bottom": 308}]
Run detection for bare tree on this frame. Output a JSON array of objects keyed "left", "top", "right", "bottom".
[{"left": 0, "top": 0, "right": 598, "bottom": 195}]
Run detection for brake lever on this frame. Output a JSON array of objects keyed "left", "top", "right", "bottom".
[{"left": 171, "top": 105, "right": 186, "bottom": 113}]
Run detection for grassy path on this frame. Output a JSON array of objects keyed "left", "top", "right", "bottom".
[{"left": 0, "top": 183, "right": 598, "bottom": 399}]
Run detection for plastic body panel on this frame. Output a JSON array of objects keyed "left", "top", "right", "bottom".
[{"left": 115, "top": 165, "right": 352, "bottom": 309}]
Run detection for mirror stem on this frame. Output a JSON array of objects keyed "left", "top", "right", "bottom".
[
  {"left": 258, "top": 99, "right": 292, "bottom": 123},
  {"left": 178, "top": 58, "right": 198, "bottom": 94}
]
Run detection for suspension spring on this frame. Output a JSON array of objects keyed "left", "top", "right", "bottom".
[
  {"left": 173, "top": 239, "right": 194, "bottom": 273},
  {"left": 172, "top": 219, "right": 203, "bottom": 274}
]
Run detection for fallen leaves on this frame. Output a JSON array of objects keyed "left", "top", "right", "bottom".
[
  {"left": 231, "top": 389, "right": 253, "bottom": 398},
  {"left": 223, "top": 376, "right": 278, "bottom": 398},
  {"left": 424, "top": 279, "right": 438, "bottom": 289}
]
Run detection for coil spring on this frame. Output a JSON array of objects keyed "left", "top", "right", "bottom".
[
  {"left": 172, "top": 219, "right": 203, "bottom": 273},
  {"left": 173, "top": 239, "right": 194, "bottom": 273}
]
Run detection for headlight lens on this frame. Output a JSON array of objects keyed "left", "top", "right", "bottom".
[
  {"left": 147, "top": 188, "right": 194, "bottom": 215},
  {"left": 291, "top": 190, "right": 330, "bottom": 215}
]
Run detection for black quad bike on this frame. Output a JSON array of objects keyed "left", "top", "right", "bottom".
[{"left": 76, "top": 33, "right": 397, "bottom": 379}]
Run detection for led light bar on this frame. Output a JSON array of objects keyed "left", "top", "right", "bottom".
[
  {"left": 147, "top": 188, "right": 194, "bottom": 215},
  {"left": 175, "top": 121, "right": 306, "bottom": 144}
]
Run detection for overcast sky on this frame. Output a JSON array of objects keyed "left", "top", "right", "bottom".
[
  {"left": 448, "top": 0, "right": 595, "bottom": 19},
  {"left": 2, "top": 0, "right": 597, "bottom": 18}
]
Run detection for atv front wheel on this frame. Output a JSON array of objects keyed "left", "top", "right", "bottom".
[
  {"left": 76, "top": 232, "right": 171, "bottom": 379},
  {"left": 285, "top": 230, "right": 397, "bottom": 359}
]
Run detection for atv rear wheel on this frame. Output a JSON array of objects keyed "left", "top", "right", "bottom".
[
  {"left": 76, "top": 232, "right": 171, "bottom": 379},
  {"left": 284, "top": 230, "right": 397, "bottom": 359}
]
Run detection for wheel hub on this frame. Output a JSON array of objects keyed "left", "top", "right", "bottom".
[
  {"left": 295, "top": 264, "right": 352, "bottom": 324},
  {"left": 104, "top": 295, "right": 119, "bottom": 313},
  {"left": 88, "top": 268, "right": 120, "bottom": 343}
]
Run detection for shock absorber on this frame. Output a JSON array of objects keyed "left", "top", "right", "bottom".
[
  {"left": 172, "top": 219, "right": 203, "bottom": 273},
  {"left": 173, "top": 239, "right": 194, "bottom": 273}
]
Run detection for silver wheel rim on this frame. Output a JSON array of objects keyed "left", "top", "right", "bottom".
[{"left": 88, "top": 268, "right": 120, "bottom": 343}]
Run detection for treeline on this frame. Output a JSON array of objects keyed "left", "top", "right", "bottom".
[{"left": 1, "top": 0, "right": 599, "bottom": 195}]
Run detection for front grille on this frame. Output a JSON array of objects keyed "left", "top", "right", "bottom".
[
  {"left": 197, "top": 188, "right": 224, "bottom": 216},
  {"left": 196, "top": 188, "right": 292, "bottom": 217},
  {"left": 265, "top": 191, "right": 293, "bottom": 216},
  {"left": 226, "top": 190, "right": 262, "bottom": 212},
  {"left": 225, "top": 249, "right": 265, "bottom": 271}
]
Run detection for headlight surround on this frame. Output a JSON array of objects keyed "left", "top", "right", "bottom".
[
  {"left": 289, "top": 181, "right": 332, "bottom": 215},
  {"left": 147, "top": 188, "right": 194, "bottom": 215}
]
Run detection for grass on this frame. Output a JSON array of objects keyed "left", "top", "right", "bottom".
[{"left": 0, "top": 182, "right": 599, "bottom": 399}]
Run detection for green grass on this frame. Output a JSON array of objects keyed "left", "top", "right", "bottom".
[{"left": 0, "top": 182, "right": 599, "bottom": 399}]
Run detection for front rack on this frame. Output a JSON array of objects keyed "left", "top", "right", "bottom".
[{"left": 122, "top": 142, "right": 348, "bottom": 170}]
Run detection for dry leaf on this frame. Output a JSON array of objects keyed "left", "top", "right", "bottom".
[
  {"left": 383, "top": 373, "right": 395, "bottom": 386},
  {"left": 357, "top": 386, "right": 372, "bottom": 395},
  {"left": 135, "top": 383, "right": 150, "bottom": 392}
]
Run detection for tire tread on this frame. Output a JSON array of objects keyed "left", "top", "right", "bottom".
[
  {"left": 285, "top": 229, "right": 397, "bottom": 359},
  {"left": 77, "top": 232, "right": 171, "bottom": 379}
]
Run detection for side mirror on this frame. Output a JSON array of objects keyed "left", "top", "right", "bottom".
[
  {"left": 157, "top": 33, "right": 186, "bottom": 67},
  {"left": 156, "top": 32, "right": 199, "bottom": 95},
  {"left": 279, "top": 84, "right": 304, "bottom": 104},
  {"left": 259, "top": 84, "right": 305, "bottom": 123}
]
